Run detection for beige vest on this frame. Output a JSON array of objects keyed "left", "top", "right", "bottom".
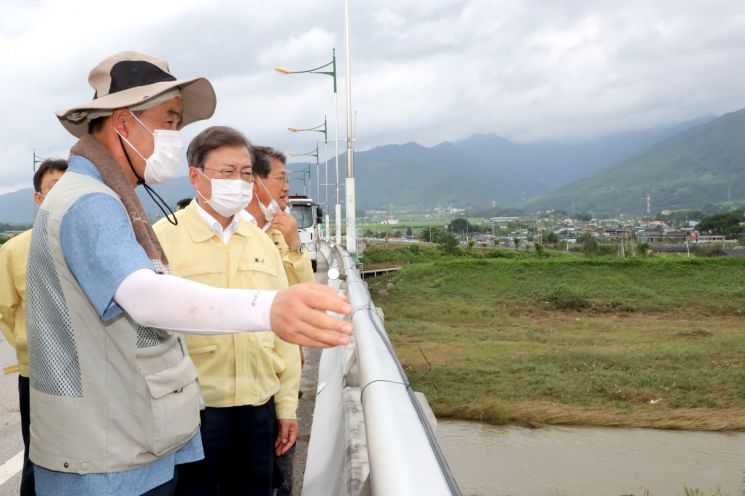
[{"left": 26, "top": 171, "right": 201, "bottom": 474}]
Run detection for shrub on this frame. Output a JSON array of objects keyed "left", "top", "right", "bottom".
[{"left": 534, "top": 243, "right": 547, "bottom": 258}]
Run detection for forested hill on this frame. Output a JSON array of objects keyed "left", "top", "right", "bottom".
[{"left": 522, "top": 107, "right": 745, "bottom": 216}]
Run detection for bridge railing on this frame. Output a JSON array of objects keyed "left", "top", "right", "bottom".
[{"left": 303, "top": 242, "right": 461, "bottom": 496}]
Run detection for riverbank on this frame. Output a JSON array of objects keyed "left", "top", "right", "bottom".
[{"left": 366, "top": 250, "right": 745, "bottom": 430}]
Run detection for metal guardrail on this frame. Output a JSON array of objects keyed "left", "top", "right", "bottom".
[
  {"left": 327, "top": 241, "right": 462, "bottom": 496},
  {"left": 303, "top": 243, "right": 364, "bottom": 496}
]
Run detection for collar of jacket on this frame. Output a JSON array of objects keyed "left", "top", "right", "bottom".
[{"left": 181, "top": 201, "right": 254, "bottom": 243}]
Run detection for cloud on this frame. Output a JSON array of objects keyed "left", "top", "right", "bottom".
[
  {"left": 258, "top": 27, "right": 337, "bottom": 68},
  {"left": 2, "top": 0, "right": 745, "bottom": 192}
]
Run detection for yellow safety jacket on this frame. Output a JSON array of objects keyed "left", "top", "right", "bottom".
[
  {"left": 268, "top": 227, "right": 314, "bottom": 285},
  {"left": 0, "top": 229, "right": 32, "bottom": 377},
  {"left": 153, "top": 203, "right": 300, "bottom": 419}
]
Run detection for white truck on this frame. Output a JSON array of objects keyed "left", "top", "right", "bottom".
[{"left": 288, "top": 195, "right": 323, "bottom": 272}]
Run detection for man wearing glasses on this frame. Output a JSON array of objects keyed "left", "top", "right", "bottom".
[
  {"left": 242, "top": 146, "right": 313, "bottom": 286},
  {"left": 153, "top": 126, "right": 300, "bottom": 495},
  {"left": 242, "top": 146, "right": 314, "bottom": 495}
]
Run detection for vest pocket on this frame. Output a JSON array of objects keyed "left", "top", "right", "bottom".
[
  {"left": 189, "top": 344, "right": 218, "bottom": 357},
  {"left": 143, "top": 357, "right": 201, "bottom": 456},
  {"left": 259, "top": 334, "right": 286, "bottom": 375},
  {"left": 238, "top": 258, "right": 279, "bottom": 277}
]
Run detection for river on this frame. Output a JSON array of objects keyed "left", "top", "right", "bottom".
[{"left": 437, "top": 420, "right": 745, "bottom": 496}]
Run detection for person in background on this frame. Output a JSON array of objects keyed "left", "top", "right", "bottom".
[
  {"left": 242, "top": 146, "right": 315, "bottom": 495},
  {"left": 0, "top": 158, "right": 67, "bottom": 496}
]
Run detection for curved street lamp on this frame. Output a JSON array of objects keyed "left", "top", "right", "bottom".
[
  {"left": 32, "top": 150, "right": 44, "bottom": 171},
  {"left": 288, "top": 146, "right": 319, "bottom": 202},
  {"left": 32, "top": 150, "right": 45, "bottom": 213},
  {"left": 288, "top": 145, "right": 319, "bottom": 197},
  {"left": 289, "top": 117, "right": 329, "bottom": 240},
  {"left": 275, "top": 49, "right": 342, "bottom": 244}
]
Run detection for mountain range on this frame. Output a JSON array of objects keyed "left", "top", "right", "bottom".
[
  {"left": 522, "top": 107, "right": 745, "bottom": 215},
  {"left": 319, "top": 116, "right": 713, "bottom": 211},
  {"left": 3, "top": 109, "right": 745, "bottom": 223}
]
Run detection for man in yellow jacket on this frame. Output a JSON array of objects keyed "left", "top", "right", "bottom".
[
  {"left": 153, "top": 126, "right": 300, "bottom": 495},
  {"left": 0, "top": 158, "right": 67, "bottom": 495},
  {"left": 241, "top": 146, "right": 313, "bottom": 286}
]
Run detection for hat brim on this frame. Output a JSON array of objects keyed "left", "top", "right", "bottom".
[{"left": 55, "top": 77, "right": 216, "bottom": 137}]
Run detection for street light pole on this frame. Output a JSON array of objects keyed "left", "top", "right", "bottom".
[
  {"left": 288, "top": 166, "right": 312, "bottom": 196},
  {"left": 344, "top": 0, "right": 356, "bottom": 255},
  {"left": 33, "top": 150, "right": 44, "bottom": 171},
  {"left": 288, "top": 117, "right": 330, "bottom": 240},
  {"left": 324, "top": 116, "right": 329, "bottom": 241},
  {"left": 275, "top": 50, "right": 341, "bottom": 245},
  {"left": 33, "top": 150, "right": 44, "bottom": 213},
  {"left": 288, "top": 149, "right": 318, "bottom": 200},
  {"left": 314, "top": 143, "right": 320, "bottom": 211},
  {"left": 333, "top": 63, "right": 341, "bottom": 245}
]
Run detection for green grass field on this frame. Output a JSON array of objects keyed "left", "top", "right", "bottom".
[{"left": 366, "top": 248, "right": 745, "bottom": 430}]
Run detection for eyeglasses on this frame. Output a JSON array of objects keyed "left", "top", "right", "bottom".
[
  {"left": 268, "top": 175, "right": 290, "bottom": 185},
  {"left": 203, "top": 167, "right": 254, "bottom": 182}
]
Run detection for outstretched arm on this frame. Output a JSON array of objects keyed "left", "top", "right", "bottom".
[{"left": 115, "top": 269, "right": 352, "bottom": 347}]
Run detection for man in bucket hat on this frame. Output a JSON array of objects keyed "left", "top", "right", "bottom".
[{"left": 27, "top": 51, "right": 353, "bottom": 496}]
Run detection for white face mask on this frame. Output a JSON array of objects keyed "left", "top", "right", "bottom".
[
  {"left": 197, "top": 169, "right": 253, "bottom": 217},
  {"left": 116, "top": 111, "right": 184, "bottom": 184},
  {"left": 257, "top": 178, "right": 281, "bottom": 222}
]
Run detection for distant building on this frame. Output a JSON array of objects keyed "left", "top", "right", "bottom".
[
  {"left": 487, "top": 216, "right": 520, "bottom": 224},
  {"left": 695, "top": 235, "right": 726, "bottom": 244},
  {"left": 605, "top": 228, "right": 630, "bottom": 239},
  {"left": 638, "top": 230, "right": 687, "bottom": 243}
]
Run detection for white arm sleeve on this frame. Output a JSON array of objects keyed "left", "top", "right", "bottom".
[{"left": 114, "top": 269, "right": 277, "bottom": 334}]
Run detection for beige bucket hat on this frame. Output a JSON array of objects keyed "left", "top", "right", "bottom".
[{"left": 56, "top": 51, "right": 216, "bottom": 137}]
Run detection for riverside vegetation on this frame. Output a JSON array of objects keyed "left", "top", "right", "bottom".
[{"left": 364, "top": 244, "right": 745, "bottom": 430}]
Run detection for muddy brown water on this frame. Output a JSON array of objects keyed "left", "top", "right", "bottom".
[{"left": 436, "top": 420, "right": 745, "bottom": 496}]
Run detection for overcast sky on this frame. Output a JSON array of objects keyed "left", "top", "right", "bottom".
[{"left": 2, "top": 0, "right": 745, "bottom": 193}]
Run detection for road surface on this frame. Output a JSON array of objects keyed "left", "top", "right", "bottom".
[{"left": 0, "top": 337, "right": 23, "bottom": 495}]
